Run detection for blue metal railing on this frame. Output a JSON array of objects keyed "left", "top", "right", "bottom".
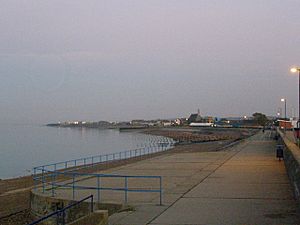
[
  {"left": 34, "top": 169, "right": 163, "bottom": 205},
  {"left": 33, "top": 138, "right": 175, "bottom": 174},
  {"left": 28, "top": 195, "right": 93, "bottom": 225},
  {"left": 33, "top": 138, "right": 175, "bottom": 205}
]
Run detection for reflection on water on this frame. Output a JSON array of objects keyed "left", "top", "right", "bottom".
[{"left": 0, "top": 124, "right": 161, "bottom": 179}]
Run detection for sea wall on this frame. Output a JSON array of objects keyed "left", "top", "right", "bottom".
[
  {"left": 279, "top": 131, "right": 300, "bottom": 199},
  {"left": 30, "top": 191, "right": 122, "bottom": 225}
]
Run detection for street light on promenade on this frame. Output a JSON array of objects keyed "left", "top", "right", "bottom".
[
  {"left": 281, "top": 98, "right": 287, "bottom": 131},
  {"left": 291, "top": 67, "right": 300, "bottom": 129}
]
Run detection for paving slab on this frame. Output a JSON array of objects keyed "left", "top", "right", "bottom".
[
  {"left": 185, "top": 182, "right": 294, "bottom": 199},
  {"left": 109, "top": 205, "right": 167, "bottom": 225},
  {"left": 149, "top": 198, "right": 299, "bottom": 225}
]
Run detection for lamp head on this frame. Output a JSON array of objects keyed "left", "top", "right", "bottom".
[
  {"left": 291, "top": 67, "right": 300, "bottom": 73},
  {"left": 281, "top": 98, "right": 285, "bottom": 102}
]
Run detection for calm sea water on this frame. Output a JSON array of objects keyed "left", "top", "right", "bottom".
[{"left": 0, "top": 124, "right": 162, "bottom": 179}]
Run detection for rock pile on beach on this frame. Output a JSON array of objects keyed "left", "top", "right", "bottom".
[
  {"left": 161, "top": 131, "right": 240, "bottom": 143},
  {"left": 144, "top": 128, "right": 255, "bottom": 144}
]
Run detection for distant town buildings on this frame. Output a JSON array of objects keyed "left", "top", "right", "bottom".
[
  {"left": 48, "top": 109, "right": 299, "bottom": 130},
  {"left": 187, "top": 110, "right": 214, "bottom": 127}
]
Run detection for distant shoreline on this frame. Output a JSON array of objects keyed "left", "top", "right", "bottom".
[{"left": 46, "top": 123, "right": 118, "bottom": 129}]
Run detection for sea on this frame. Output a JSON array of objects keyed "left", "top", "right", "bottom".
[{"left": 0, "top": 124, "right": 163, "bottom": 179}]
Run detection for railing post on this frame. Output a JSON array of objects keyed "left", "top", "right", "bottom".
[
  {"left": 91, "top": 195, "right": 94, "bottom": 213},
  {"left": 65, "top": 161, "right": 67, "bottom": 169},
  {"left": 33, "top": 167, "right": 37, "bottom": 191},
  {"left": 159, "top": 177, "right": 162, "bottom": 206},
  {"left": 62, "top": 210, "right": 66, "bottom": 225},
  {"left": 125, "top": 177, "right": 128, "bottom": 204},
  {"left": 91, "top": 157, "right": 94, "bottom": 167},
  {"left": 72, "top": 174, "right": 75, "bottom": 200},
  {"left": 54, "top": 164, "right": 57, "bottom": 193},
  {"left": 97, "top": 176, "right": 100, "bottom": 202},
  {"left": 51, "top": 172, "right": 55, "bottom": 197},
  {"left": 42, "top": 166, "right": 45, "bottom": 193},
  {"left": 56, "top": 210, "right": 59, "bottom": 225}
]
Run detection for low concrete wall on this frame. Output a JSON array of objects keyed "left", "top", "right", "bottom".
[
  {"left": 279, "top": 131, "right": 300, "bottom": 199},
  {"left": 30, "top": 191, "right": 123, "bottom": 225}
]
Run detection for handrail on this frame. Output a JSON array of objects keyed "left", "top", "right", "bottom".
[
  {"left": 32, "top": 139, "right": 175, "bottom": 206},
  {"left": 35, "top": 168, "right": 162, "bottom": 179},
  {"left": 33, "top": 139, "right": 175, "bottom": 173},
  {"left": 28, "top": 195, "right": 93, "bottom": 225},
  {"left": 34, "top": 167, "right": 163, "bottom": 205},
  {"left": 33, "top": 142, "right": 173, "bottom": 183}
]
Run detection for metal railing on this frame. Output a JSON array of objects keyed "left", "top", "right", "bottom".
[
  {"left": 35, "top": 169, "right": 163, "bottom": 205},
  {"left": 28, "top": 195, "right": 93, "bottom": 225},
  {"left": 33, "top": 138, "right": 175, "bottom": 175},
  {"left": 33, "top": 138, "right": 175, "bottom": 205}
]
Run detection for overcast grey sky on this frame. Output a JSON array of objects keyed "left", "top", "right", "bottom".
[{"left": 1, "top": 0, "right": 300, "bottom": 124}]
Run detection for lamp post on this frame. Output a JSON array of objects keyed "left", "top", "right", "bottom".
[
  {"left": 281, "top": 98, "right": 287, "bottom": 131},
  {"left": 291, "top": 67, "right": 300, "bottom": 129},
  {"left": 291, "top": 67, "right": 300, "bottom": 147}
]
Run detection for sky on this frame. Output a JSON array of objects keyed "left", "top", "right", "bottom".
[{"left": 1, "top": 0, "right": 300, "bottom": 124}]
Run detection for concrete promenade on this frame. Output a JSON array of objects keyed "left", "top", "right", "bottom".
[
  {"left": 107, "top": 131, "right": 300, "bottom": 225},
  {"left": 41, "top": 131, "right": 300, "bottom": 224}
]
